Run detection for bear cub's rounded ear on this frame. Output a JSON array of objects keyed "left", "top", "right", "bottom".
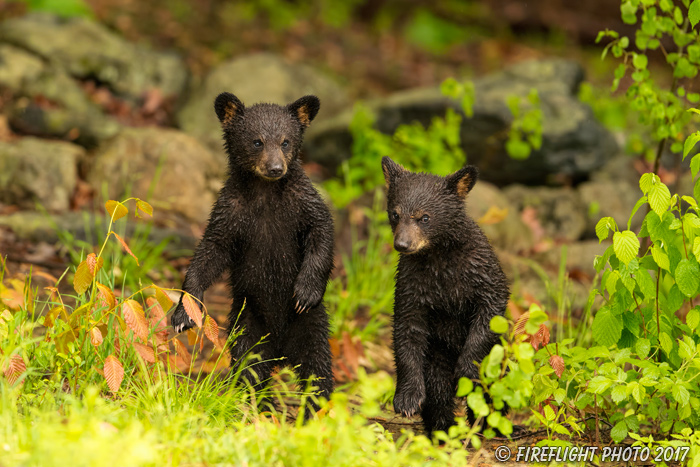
[
  {"left": 214, "top": 92, "right": 245, "bottom": 124},
  {"left": 288, "top": 95, "right": 320, "bottom": 128},
  {"left": 381, "top": 156, "right": 408, "bottom": 188},
  {"left": 446, "top": 165, "right": 478, "bottom": 199}
]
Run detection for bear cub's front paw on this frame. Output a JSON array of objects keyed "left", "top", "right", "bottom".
[
  {"left": 393, "top": 383, "right": 426, "bottom": 417},
  {"left": 293, "top": 281, "right": 323, "bottom": 313},
  {"left": 170, "top": 301, "right": 196, "bottom": 334}
]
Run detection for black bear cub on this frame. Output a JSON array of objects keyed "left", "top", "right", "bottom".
[
  {"left": 382, "top": 156, "right": 509, "bottom": 437},
  {"left": 171, "top": 92, "right": 335, "bottom": 416}
]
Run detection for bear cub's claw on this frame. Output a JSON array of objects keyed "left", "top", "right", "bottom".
[
  {"left": 293, "top": 283, "right": 323, "bottom": 313},
  {"left": 171, "top": 302, "right": 196, "bottom": 334},
  {"left": 393, "top": 384, "right": 426, "bottom": 418}
]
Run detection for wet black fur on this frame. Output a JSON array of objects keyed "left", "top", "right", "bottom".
[
  {"left": 171, "top": 93, "right": 334, "bottom": 416},
  {"left": 382, "top": 157, "right": 509, "bottom": 437}
]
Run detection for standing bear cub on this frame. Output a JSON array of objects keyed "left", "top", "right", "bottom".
[
  {"left": 171, "top": 93, "right": 335, "bottom": 415},
  {"left": 382, "top": 157, "right": 509, "bottom": 437}
]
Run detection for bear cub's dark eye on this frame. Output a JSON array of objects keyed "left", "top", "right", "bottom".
[
  {"left": 253, "top": 140, "right": 263, "bottom": 148},
  {"left": 419, "top": 214, "right": 430, "bottom": 224},
  {"left": 281, "top": 140, "right": 289, "bottom": 148},
  {"left": 390, "top": 211, "right": 399, "bottom": 221}
]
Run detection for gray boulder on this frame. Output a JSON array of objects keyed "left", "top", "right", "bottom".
[
  {"left": 305, "top": 59, "right": 617, "bottom": 185},
  {"left": 503, "top": 184, "right": 587, "bottom": 242},
  {"left": 467, "top": 180, "right": 534, "bottom": 253},
  {"left": 88, "top": 128, "right": 222, "bottom": 223},
  {"left": 0, "top": 14, "right": 187, "bottom": 100},
  {"left": 0, "top": 43, "right": 121, "bottom": 145},
  {"left": 177, "top": 53, "right": 349, "bottom": 160},
  {"left": 0, "top": 137, "right": 83, "bottom": 211}
]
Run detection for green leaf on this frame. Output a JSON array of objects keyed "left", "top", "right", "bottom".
[
  {"left": 489, "top": 315, "right": 509, "bottom": 334},
  {"left": 649, "top": 181, "right": 672, "bottom": 217},
  {"left": 613, "top": 230, "right": 640, "bottom": 265},
  {"left": 628, "top": 196, "right": 648, "bottom": 230},
  {"left": 636, "top": 338, "right": 651, "bottom": 358},
  {"left": 611, "top": 385, "right": 628, "bottom": 403},
  {"left": 691, "top": 155, "right": 700, "bottom": 178},
  {"left": 652, "top": 246, "right": 670, "bottom": 271},
  {"left": 686, "top": 307, "right": 700, "bottom": 331},
  {"left": 592, "top": 307, "right": 623, "bottom": 346},
  {"left": 554, "top": 388, "right": 566, "bottom": 404},
  {"left": 690, "top": 0, "right": 700, "bottom": 28},
  {"left": 588, "top": 376, "right": 612, "bottom": 394},
  {"left": 639, "top": 173, "right": 655, "bottom": 194},
  {"left": 611, "top": 420, "right": 628, "bottom": 443},
  {"left": 544, "top": 404, "right": 556, "bottom": 422},
  {"left": 676, "top": 259, "right": 700, "bottom": 296},
  {"left": 596, "top": 216, "right": 617, "bottom": 242},
  {"left": 659, "top": 331, "right": 674, "bottom": 355},
  {"left": 632, "top": 53, "right": 648, "bottom": 69},
  {"left": 694, "top": 237, "right": 700, "bottom": 262},
  {"left": 631, "top": 382, "right": 645, "bottom": 405},
  {"left": 684, "top": 131, "right": 700, "bottom": 159},
  {"left": 673, "top": 385, "right": 690, "bottom": 407},
  {"left": 636, "top": 269, "right": 655, "bottom": 300},
  {"left": 456, "top": 377, "right": 473, "bottom": 397}
]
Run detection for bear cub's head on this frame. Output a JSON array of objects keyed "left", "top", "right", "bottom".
[
  {"left": 214, "top": 92, "right": 320, "bottom": 181},
  {"left": 382, "top": 156, "right": 478, "bottom": 255}
]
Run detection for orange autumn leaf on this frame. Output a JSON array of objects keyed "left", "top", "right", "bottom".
[
  {"left": 86, "top": 253, "right": 104, "bottom": 276},
  {"left": 96, "top": 283, "right": 116, "bottom": 310},
  {"left": 531, "top": 324, "right": 551, "bottom": 351},
  {"left": 146, "top": 297, "right": 168, "bottom": 343},
  {"left": 182, "top": 293, "right": 203, "bottom": 328},
  {"left": 132, "top": 342, "right": 157, "bottom": 363},
  {"left": 173, "top": 338, "right": 192, "bottom": 367},
  {"left": 203, "top": 315, "right": 223, "bottom": 350},
  {"left": 111, "top": 232, "right": 139, "bottom": 265},
  {"left": 104, "top": 355, "right": 124, "bottom": 393},
  {"left": 122, "top": 300, "right": 148, "bottom": 342},
  {"left": 90, "top": 327, "right": 104, "bottom": 347},
  {"left": 4, "top": 354, "right": 26, "bottom": 386},
  {"left": 549, "top": 354, "right": 565, "bottom": 378}
]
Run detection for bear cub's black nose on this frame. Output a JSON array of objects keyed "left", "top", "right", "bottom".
[{"left": 394, "top": 240, "right": 410, "bottom": 252}]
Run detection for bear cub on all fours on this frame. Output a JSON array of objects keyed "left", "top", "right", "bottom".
[
  {"left": 382, "top": 156, "right": 509, "bottom": 437},
  {"left": 171, "top": 92, "right": 335, "bottom": 416}
]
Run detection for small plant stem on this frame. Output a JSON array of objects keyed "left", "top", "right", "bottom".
[
  {"left": 594, "top": 393, "right": 600, "bottom": 446},
  {"left": 632, "top": 293, "right": 648, "bottom": 339},
  {"left": 656, "top": 266, "right": 661, "bottom": 347},
  {"left": 681, "top": 217, "right": 689, "bottom": 259}
]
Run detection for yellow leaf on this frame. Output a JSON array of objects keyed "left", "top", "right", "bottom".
[
  {"left": 73, "top": 260, "right": 92, "bottom": 295},
  {"left": 136, "top": 199, "right": 153, "bottom": 217},
  {"left": 105, "top": 200, "right": 128, "bottom": 221},
  {"left": 152, "top": 285, "right": 173, "bottom": 312},
  {"left": 96, "top": 283, "right": 116, "bottom": 311},
  {"left": 43, "top": 306, "right": 62, "bottom": 328},
  {"left": 104, "top": 355, "right": 124, "bottom": 393},
  {"left": 145, "top": 297, "right": 168, "bottom": 343},
  {"left": 187, "top": 328, "right": 198, "bottom": 346},
  {"left": 477, "top": 206, "right": 509, "bottom": 225}
]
